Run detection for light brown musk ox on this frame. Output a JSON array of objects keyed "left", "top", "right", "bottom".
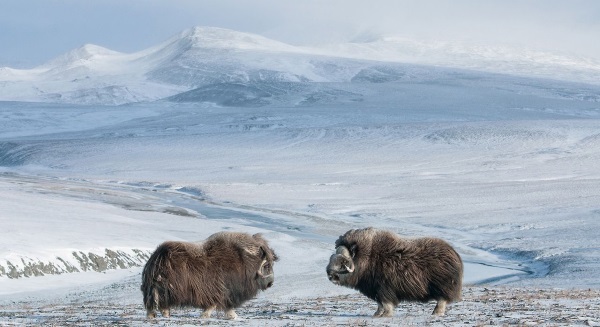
[
  {"left": 326, "top": 227, "right": 463, "bottom": 317},
  {"left": 141, "top": 232, "right": 278, "bottom": 320}
]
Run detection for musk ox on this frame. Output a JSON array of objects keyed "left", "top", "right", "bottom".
[
  {"left": 326, "top": 227, "right": 463, "bottom": 317},
  {"left": 141, "top": 232, "right": 278, "bottom": 320}
]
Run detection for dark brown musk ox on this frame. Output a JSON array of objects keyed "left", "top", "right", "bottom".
[
  {"left": 141, "top": 232, "right": 278, "bottom": 320},
  {"left": 326, "top": 227, "right": 463, "bottom": 317}
]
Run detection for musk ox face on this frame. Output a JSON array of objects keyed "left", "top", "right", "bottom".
[
  {"left": 326, "top": 246, "right": 355, "bottom": 285},
  {"left": 256, "top": 248, "right": 276, "bottom": 290}
]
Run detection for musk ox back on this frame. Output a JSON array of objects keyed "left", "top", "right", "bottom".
[
  {"left": 141, "top": 232, "right": 278, "bottom": 320},
  {"left": 326, "top": 227, "right": 463, "bottom": 317}
]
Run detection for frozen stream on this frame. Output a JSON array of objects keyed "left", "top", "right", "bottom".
[
  {"left": 155, "top": 184, "right": 534, "bottom": 285},
  {"left": 0, "top": 173, "right": 532, "bottom": 295}
]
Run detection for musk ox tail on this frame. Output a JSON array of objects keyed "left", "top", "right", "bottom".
[
  {"left": 141, "top": 242, "right": 175, "bottom": 313},
  {"left": 451, "top": 246, "right": 464, "bottom": 302},
  {"left": 433, "top": 242, "right": 464, "bottom": 303}
]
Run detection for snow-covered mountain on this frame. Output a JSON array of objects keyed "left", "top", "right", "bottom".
[
  {"left": 320, "top": 36, "right": 600, "bottom": 83},
  {"left": 1, "top": 26, "right": 600, "bottom": 105}
]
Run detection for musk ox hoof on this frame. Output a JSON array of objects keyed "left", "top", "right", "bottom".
[
  {"left": 225, "top": 309, "right": 238, "bottom": 320},
  {"left": 146, "top": 310, "right": 156, "bottom": 319},
  {"left": 373, "top": 311, "right": 394, "bottom": 318},
  {"left": 373, "top": 303, "right": 395, "bottom": 318},
  {"left": 160, "top": 309, "right": 170, "bottom": 318},
  {"left": 201, "top": 306, "right": 215, "bottom": 318}
]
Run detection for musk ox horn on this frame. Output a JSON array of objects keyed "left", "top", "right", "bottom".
[
  {"left": 344, "top": 262, "right": 354, "bottom": 273},
  {"left": 335, "top": 246, "right": 354, "bottom": 272},
  {"left": 335, "top": 246, "right": 351, "bottom": 257},
  {"left": 257, "top": 259, "right": 274, "bottom": 278}
]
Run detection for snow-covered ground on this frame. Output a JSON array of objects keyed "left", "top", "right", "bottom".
[{"left": 1, "top": 26, "right": 600, "bottom": 325}]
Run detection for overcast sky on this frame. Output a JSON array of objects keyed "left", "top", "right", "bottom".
[{"left": 1, "top": 0, "right": 599, "bottom": 67}]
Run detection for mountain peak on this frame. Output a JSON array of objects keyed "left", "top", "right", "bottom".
[
  {"left": 173, "top": 26, "right": 297, "bottom": 52},
  {"left": 41, "top": 44, "right": 122, "bottom": 69}
]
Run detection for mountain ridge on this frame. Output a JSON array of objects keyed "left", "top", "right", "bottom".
[{"left": 1, "top": 26, "right": 599, "bottom": 105}]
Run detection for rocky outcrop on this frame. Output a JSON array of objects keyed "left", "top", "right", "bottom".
[{"left": 0, "top": 248, "right": 150, "bottom": 279}]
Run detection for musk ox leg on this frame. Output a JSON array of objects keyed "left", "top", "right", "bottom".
[
  {"left": 433, "top": 299, "right": 447, "bottom": 316},
  {"left": 373, "top": 302, "right": 395, "bottom": 318},
  {"left": 160, "top": 308, "right": 170, "bottom": 318},
  {"left": 200, "top": 305, "right": 216, "bottom": 319},
  {"left": 224, "top": 308, "right": 238, "bottom": 320},
  {"left": 373, "top": 302, "right": 385, "bottom": 317},
  {"left": 144, "top": 287, "right": 160, "bottom": 318}
]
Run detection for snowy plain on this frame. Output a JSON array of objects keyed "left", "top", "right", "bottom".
[{"left": 1, "top": 27, "right": 600, "bottom": 325}]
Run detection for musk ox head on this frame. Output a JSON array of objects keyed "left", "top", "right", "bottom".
[
  {"left": 255, "top": 245, "right": 277, "bottom": 290},
  {"left": 326, "top": 245, "right": 356, "bottom": 285}
]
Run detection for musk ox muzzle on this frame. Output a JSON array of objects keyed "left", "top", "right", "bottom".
[
  {"left": 326, "top": 227, "right": 463, "bottom": 317},
  {"left": 141, "top": 232, "right": 278, "bottom": 320}
]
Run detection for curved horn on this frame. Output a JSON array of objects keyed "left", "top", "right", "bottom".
[
  {"left": 344, "top": 263, "right": 354, "bottom": 273},
  {"left": 335, "top": 246, "right": 351, "bottom": 257},
  {"left": 257, "top": 259, "right": 273, "bottom": 278}
]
